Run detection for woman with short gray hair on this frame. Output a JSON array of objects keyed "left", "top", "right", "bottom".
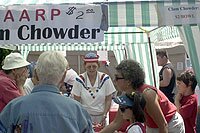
[{"left": 101, "top": 59, "right": 185, "bottom": 133}]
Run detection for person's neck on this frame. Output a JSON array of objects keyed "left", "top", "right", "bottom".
[
  {"left": 87, "top": 72, "right": 97, "bottom": 79},
  {"left": 87, "top": 72, "right": 97, "bottom": 86},
  {"left": 130, "top": 119, "right": 135, "bottom": 124},
  {"left": 163, "top": 60, "right": 171, "bottom": 66},
  {"left": 7, "top": 73, "right": 15, "bottom": 81},
  {"left": 183, "top": 88, "right": 194, "bottom": 96},
  {"left": 126, "top": 87, "right": 135, "bottom": 94}
]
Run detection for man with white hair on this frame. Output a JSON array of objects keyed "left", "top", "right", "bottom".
[
  {"left": 0, "top": 51, "right": 94, "bottom": 133},
  {"left": 0, "top": 52, "right": 30, "bottom": 112}
]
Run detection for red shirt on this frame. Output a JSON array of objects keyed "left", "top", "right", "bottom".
[
  {"left": 179, "top": 94, "right": 197, "bottom": 133},
  {"left": 139, "top": 84, "right": 177, "bottom": 128},
  {"left": 0, "top": 70, "right": 21, "bottom": 112}
]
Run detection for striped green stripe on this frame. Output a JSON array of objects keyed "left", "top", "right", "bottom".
[
  {"left": 141, "top": 1, "right": 150, "bottom": 26},
  {"left": 109, "top": 3, "right": 118, "bottom": 27},
  {"left": 183, "top": 26, "right": 200, "bottom": 83},
  {"left": 125, "top": 2, "right": 135, "bottom": 26}
]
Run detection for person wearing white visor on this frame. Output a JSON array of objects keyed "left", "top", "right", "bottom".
[{"left": 0, "top": 52, "right": 30, "bottom": 112}]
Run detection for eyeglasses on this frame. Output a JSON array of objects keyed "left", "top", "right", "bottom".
[
  {"left": 119, "top": 106, "right": 131, "bottom": 113},
  {"left": 115, "top": 76, "right": 124, "bottom": 81}
]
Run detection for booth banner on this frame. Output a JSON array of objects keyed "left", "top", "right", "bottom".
[
  {"left": 0, "top": 4, "right": 105, "bottom": 45},
  {"left": 157, "top": 4, "right": 200, "bottom": 26}
]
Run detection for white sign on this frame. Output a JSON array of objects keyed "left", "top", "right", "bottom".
[
  {"left": 177, "top": 62, "right": 183, "bottom": 71},
  {"left": 157, "top": 4, "right": 200, "bottom": 26},
  {"left": 97, "top": 51, "right": 108, "bottom": 61},
  {"left": 0, "top": 4, "right": 105, "bottom": 45}
]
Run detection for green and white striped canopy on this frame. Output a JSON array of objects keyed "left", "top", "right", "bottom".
[{"left": 1, "top": 0, "right": 200, "bottom": 86}]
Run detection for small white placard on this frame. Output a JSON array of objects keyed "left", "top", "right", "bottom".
[
  {"left": 177, "top": 62, "right": 183, "bottom": 70},
  {"left": 157, "top": 4, "right": 200, "bottom": 26},
  {"left": 97, "top": 51, "right": 108, "bottom": 61}
]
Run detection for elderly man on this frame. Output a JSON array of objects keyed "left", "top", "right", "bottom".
[
  {"left": 0, "top": 52, "right": 30, "bottom": 112},
  {"left": 0, "top": 51, "right": 94, "bottom": 133}
]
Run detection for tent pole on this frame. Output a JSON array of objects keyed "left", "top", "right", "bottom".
[
  {"left": 147, "top": 33, "right": 157, "bottom": 87},
  {"left": 138, "top": 27, "right": 160, "bottom": 87}
]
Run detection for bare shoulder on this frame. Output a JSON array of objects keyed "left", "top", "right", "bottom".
[
  {"left": 142, "top": 88, "right": 157, "bottom": 100},
  {"left": 163, "top": 67, "right": 172, "bottom": 73}
]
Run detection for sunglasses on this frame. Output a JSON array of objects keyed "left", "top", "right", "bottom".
[
  {"left": 115, "top": 76, "right": 124, "bottom": 81},
  {"left": 119, "top": 106, "right": 131, "bottom": 113}
]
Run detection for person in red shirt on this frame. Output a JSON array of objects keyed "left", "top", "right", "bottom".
[
  {"left": 100, "top": 59, "right": 185, "bottom": 133},
  {"left": 175, "top": 70, "right": 198, "bottom": 133},
  {"left": 0, "top": 52, "right": 30, "bottom": 112}
]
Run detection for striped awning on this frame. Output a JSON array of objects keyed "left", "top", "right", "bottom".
[{"left": 1, "top": 0, "right": 200, "bottom": 86}]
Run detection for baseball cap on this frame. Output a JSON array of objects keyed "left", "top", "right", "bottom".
[
  {"left": 83, "top": 52, "right": 99, "bottom": 62},
  {"left": 2, "top": 53, "right": 30, "bottom": 70},
  {"left": 113, "top": 94, "right": 133, "bottom": 107}
]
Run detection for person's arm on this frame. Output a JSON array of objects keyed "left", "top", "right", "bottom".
[
  {"left": 174, "top": 93, "right": 183, "bottom": 113},
  {"left": 160, "top": 68, "right": 172, "bottom": 87},
  {"left": 101, "top": 94, "right": 113, "bottom": 122},
  {"left": 143, "top": 88, "right": 168, "bottom": 133},
  {"left": 100, "top": 109, "right": 123, "bottom": 133},
  {"left": 175, "top": 94, "right": 197, "bottom": 119},
  {"left": 73, "top": 95, "right": 81, "bottom": 102},
  {"left": 0, "top": 101, "right": 13, "bottom": 132},
  {"left": 71, "top": 77, "right": 82, "bottom": 101}
]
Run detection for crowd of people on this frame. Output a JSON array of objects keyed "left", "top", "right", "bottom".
[{"left": 0, "top": 50, "right": 199, "bottom": 133}]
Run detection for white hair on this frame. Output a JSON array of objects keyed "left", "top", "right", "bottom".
[{"left": 36, "top": 51, "right": 68, "bottom": 85}]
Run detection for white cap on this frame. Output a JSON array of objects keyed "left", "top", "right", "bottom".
[{"left": 2, "top": 53, "right": 30, "bottom": 70}]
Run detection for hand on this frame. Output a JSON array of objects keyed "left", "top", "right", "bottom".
[
  {"left": 175, "top": 93, "right": 183, "bottom": 110},
  {"left": 175, "top": 93, "right": 183, "bottom": 102},
  {"left": 14, "top": 67, "right": 29, "bottom": 88},
  {"left": 93, "top": 122, "right": 104, "bottom": 132}
]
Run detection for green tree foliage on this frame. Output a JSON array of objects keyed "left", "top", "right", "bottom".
[{"left": 0, "top": 48, "right": 12, "bottom": 69}]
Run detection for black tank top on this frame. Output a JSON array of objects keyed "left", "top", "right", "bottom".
[{"left": 159, "top": 63, "right": 176, "bottom": 103}]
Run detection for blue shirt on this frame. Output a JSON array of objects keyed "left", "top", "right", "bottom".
[{"left": 0, "top": 84, "right": 94, "bottom": 133}]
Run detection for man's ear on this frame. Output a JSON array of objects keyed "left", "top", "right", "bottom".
[{"left": 58, "top": 70, "right": 67, "bottom": 89}]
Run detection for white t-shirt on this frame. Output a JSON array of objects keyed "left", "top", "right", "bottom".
[
  {"left": 72, "top": 71, "right": 116, "bottom": 115},
  {"left": 64, "top": 68, "right": 78, "bottom": 85},
  {"left": 126, "top": 123, "right": 144, "bottom": 133},
  {"left": 24, "top": 78, "right": 34, "bottom": 95}
]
